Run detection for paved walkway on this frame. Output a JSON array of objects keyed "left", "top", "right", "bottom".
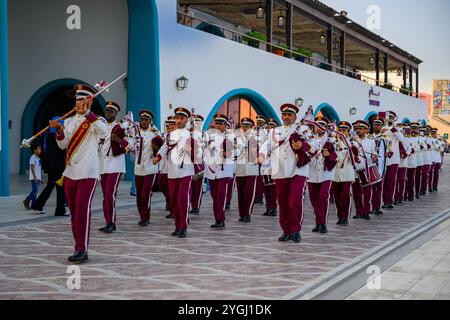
[
  {"left": 348, "top": 218, "right": 450, "bottom": 300},
  {"left": 0, "top": 163, "right": 449, "bottom": 300}
]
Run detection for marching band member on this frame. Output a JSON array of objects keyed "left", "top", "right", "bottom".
[
  {"left": 414, "top": 125, "right": 426, "bottom": 199},
  {"left": 352, "top": 120, "right": 377, "bottom": 220},
  {"left": 429, "top": 129, "right": 444, "bottom": 192},
  {"left": 225, "top": 121, "right": 236, "bottom": 211},
  {"left": 204, "top": 114, "right": 236, "bottom": 228},
  {"left": 420, "top": 126, "right": 433, "bottom": 195},
  {"left": 51, "top": 84, "right": 108, "bottom": 264},
  {"left": 333, "top": 121, "right": 360, "bottom": 226},
  {"left": 269, "top": 104, "right": 316, "bottom": 243},
  {"left": 157, "top": 116, "right": 176, "bottom": 219},
  {"left": 262, "top": 118, "right": 278, "bottom": 217},
  {"left": 235, "top": 117, "right": 265, "bottom": 223},
  {"left": 407, "top": 123, "right": 420, "bottom": 201},
  {"left": 134, "top": 110, "right": 162, "bottom": 227},
  {"left": 394, "top": 124, "right": 411, "bottom": 205},
  {"left": 308, "top": 116, "right": 338, "bottom": 234},
  {"left": 189, "top": 114, "right": 206, "bottom": 215},
  {"left": 153, "top": 107, "right": 197, "bottom": 238},
  {"left": 254, "top": 115, "right": 267, "bottom": 205},
  {"left": 370, "top": 116, "right": 387, "bottom": 215},
  {"left": 98, "top": 101, "right": 129, "bottom": 233},
  {"left": 382, "top": 113, "right": 405, "bottom": 209}
]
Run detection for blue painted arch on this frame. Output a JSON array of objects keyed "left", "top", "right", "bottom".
[
  {"left": 20, "top": 79, "right": 106, "bottom": 175},
  {"left": 203, "top": 88, "right": 280, "bottom": 129},
  {"left": 402, "top": 118, "right": 411, "bottom": 124},
  {"left": 314, "top": 103, "right": 340, "bottom": 122},
  {"left": 364, "top": 111, "right": 378, "bottom": 122}
]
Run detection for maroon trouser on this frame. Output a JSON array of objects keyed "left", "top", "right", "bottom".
[
  {"left": 190, "top": 176, "right": 204, "bottom": 210},
  {"left": 226, "top": 176, "right": 235, "bottom": 205},
  {"left": 100, "top": 173, "right": 122, "bottom": 225},
  {"left": 275, "top": 176, "right": 307, "bottom": 234},
  {"left": 308, "top": 181, "right": 332, "bottom": 225},
  {"left": 383, "top": 164, "right": 399, "bottom": 206},
  {"left": 236, "top": 176, "right": 257, "bottom": 217},
  {"left": 432, "top": 163, "right": 441, "bottom": 190},
  {"left": 371, "top": 180, "right": 383, "bottom": 211},
  {"left": 352, "top": 180, "right": 372, "bottom": 216},
  {"left": 64, "top": 177, "right": 97, "bottom": 253},
  {"left": 157, "top": 173, "right": 170, "bottom": 211},
  {"left": 255, "top": 175, "right": 264, "bottom": 201},
  {"left": 406, "top": 168, "right": 416, "bottom": 200},
  {"left": 415, "top": 166, "right": 422, "bottom": 195},
  {"left": 332, "top": 181, "right": 353, "bottom": 221},
  {"left": 421, "top": 164, "right": 431, "bottom": 194},
  {"left": 209, "top": 177, "right": 232, "bottom": 223},
  {"left": 395, "top": 167, "right": 407, "bottom": 202},
  {"left": 263, "top": 176, "right": 277, "bottom": 210},
  {"left": 135, "top": 174, "right": 157, "bottom": 222},
  {"left": 168, "top": 176, "right": 192, "bottom": 230}
]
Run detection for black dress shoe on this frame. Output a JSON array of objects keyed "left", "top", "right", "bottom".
[
  {"left": 341, "top": 219, "right": 349, "bottom": 226},
  {"left": 54, "top": 212, "right": 69, "bottom": 217},
  {"left": 408, "top": 198, "right": 414, "bottom": 202},
  {"left": 319, "top": 224, "right": 328, "bottom": 234},
  {"left": 68, "top": 251, "right": 88, "bottom": 264},
  {"left": 382, "top": 205, "right": 388, "bottom": 209},
  {"left": 263, "top": 210, "right": 271, "bottom": 216},
  {"left": 238, "top": 217, "right": 244, "bottom": 222},
  {"left": 312, "top": 225, "right": 320, "bottom": 233},
  {"left": 171, "top": 229, "right": 180, "bottom": 236},
  {"left": 165, "top": 204, "right": 170, "bottom": 211},
  {"left": 268, "top": 209, "right": 278, "bottom": 216},
  {"left": 393, "top": 201, "right": 399, "bottom": 205},
  {"left": 292, "top": 232, "right": 302, "bottom": 243},
  {"left": 353, "top": 215, "right": 362, "bottom": 219},
  {"left": 177, "top": 229, "right": 187, "bottom": 238},
  {"left": 225, "top": 203, "right": 231, "bottom": 211},
  {"left": 190, "top": 208, "right": 200, "bottom": 215},
  {"left": 363, "top": 215, "right": 372, "bottom": 220},
  {"left": 138, "top": 220, "right": 149, "bottom": 227},
  {"left": 211, "top": 221, "right": 225, "bottom": 229},
  {"left": 336, "top": 220, "right": 342, "bottom": 225},
  {"left": 242, "top": 215, "right": 251, "bottom": 223},
  {"left": 433, "top": 188, "right": 438, "bottom": 192},
  {"left": 385, "top": 204, "right": 394, "bottom": 209},
  {"left": 278, "top": 233, "right": 292, "bottom": 242},
  {"left": 254, "top": 198, "right": 264, "bottom": 205},
  {"left": 165, "top": 213, "right": 173, "bottom": 219},
  {"left": 415, "top": 194, "right": 420, "bottom": 199},
  {"left": 374, "top": 209, "right": 384, "bottom": 215},
  {"left": 99, "top": 224, "right": 114, "bottom": 233},
  {"left": 112, "top": 223, "right": 116, "bottom": 231}
]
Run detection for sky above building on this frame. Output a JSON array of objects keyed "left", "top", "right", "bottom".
[{"left": 320, "top": 0, "right": 450, "bottom": 95}]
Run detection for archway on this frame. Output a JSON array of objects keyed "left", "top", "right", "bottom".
[
  {"left": 20, "top": 79, "right": 105, "bottom": 174},
  {"left": 314, "top": 103, "right": 340, "bottom": 123},
  {"left": 402, "top": 118, "right": 411, "bottom": 124},
  {"left": 364, "top": 111, "right": 378, "bottom": 123},
  {"left": 204, "top": 88, "right": 279, "bottom": 129}
]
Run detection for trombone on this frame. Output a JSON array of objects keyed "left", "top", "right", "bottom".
[{"left": 20, "top": 73, "right": 127, "bottom": 149}]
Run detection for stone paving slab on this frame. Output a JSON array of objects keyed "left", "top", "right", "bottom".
[
  {"left": 348, "top": 218, "right": 450, "bottom": 300},
  {"left": 1, "top": 162, "right": 450, "bottom": 300}
]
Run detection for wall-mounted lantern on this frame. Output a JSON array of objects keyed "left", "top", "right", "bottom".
[
  {"left": 295, "top": 97, "right": 304, "bottom": 107},
  {"left": 176, "top": 76, "right": 189, "bottom": 91}
]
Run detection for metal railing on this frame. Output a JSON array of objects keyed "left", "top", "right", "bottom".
[{"left": 177, "top": 12, "right": 418, "bottom": 98}]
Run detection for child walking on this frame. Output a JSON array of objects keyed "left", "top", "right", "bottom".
[{"left": 23, "top": 143, "right": 45, "bottom": 212}]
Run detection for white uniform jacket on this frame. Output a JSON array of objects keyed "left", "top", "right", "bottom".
[{"left": 56, "top": 111, "right": 108, "bottom": 180}]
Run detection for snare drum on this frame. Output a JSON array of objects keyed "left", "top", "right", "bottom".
[{"left": 356, "top": 164, "right": 382, "bottom": 187}]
